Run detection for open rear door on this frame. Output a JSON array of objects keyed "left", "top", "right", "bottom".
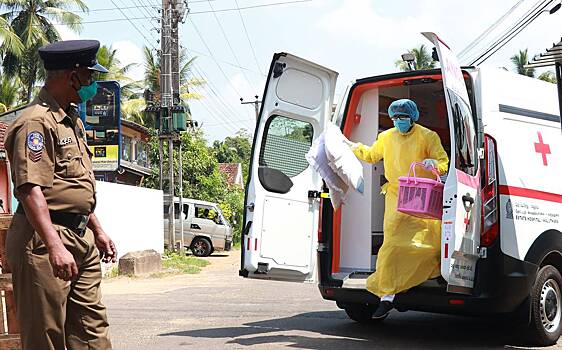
[
  {"left": 423, "top": 33, "right": 481, "bottom": 294},
  {"left": 240, "top": 53, "right": 338, "bottom": 283}
]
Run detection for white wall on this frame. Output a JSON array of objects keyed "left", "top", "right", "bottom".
[{"left": 94, "top": 181, "right": 164, "bottom": 259}]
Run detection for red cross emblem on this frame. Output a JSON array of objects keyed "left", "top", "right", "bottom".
[
  {"left": 534, "top": 132, "right": 551, "bottom": 166},
  {"left": 464, "top": 213, "right": 470, "bottom": 231}
]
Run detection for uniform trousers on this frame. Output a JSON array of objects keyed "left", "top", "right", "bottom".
[{"left": 5, "top": 213, "right": 112, "bottom": 350}]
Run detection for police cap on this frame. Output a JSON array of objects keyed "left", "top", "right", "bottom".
[{"left": 38, "top": 40, "right": 108, "bottom": 73}]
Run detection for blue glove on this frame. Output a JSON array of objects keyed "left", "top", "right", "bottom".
[
  {"left": 422, "top": 159, "right": 437, "bottom": 170},
  {"left": 343, "top": 137, "right": 359, "bottom": 150}
]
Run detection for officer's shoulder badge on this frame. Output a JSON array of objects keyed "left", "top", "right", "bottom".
[{"left": 27, "top": 131, "right": 44, "bottom": 162}]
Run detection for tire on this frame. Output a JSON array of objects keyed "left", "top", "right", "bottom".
[
  {"left": 344, "top": 303, "right": 384, "bottom": 323},
  {"left": 527, "top": 265, "right": 562, "bottom": 346},
  {"left": 191, "top": 237, "right": 213, "bottom": 257}
]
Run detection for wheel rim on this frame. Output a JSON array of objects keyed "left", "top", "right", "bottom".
[
  {"left": 193, "top": 240, "right": 208, "bottom": 255},
  {"left": 540, "top": 278, "right": 561, "bottom": 333}
]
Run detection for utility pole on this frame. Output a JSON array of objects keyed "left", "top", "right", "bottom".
[
  {"left": 161, "top": 0, "right": 175, "bottom": 251},
  {"left": 240, "top": 95, "right": 262, "bottom": 120},
  {"left": 171, "top": 0, "right": 185, "bottom": 254}
]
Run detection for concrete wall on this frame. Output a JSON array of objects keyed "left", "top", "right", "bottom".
[{"left": 95, "top": 181, "right": 164, "bottom": 259}]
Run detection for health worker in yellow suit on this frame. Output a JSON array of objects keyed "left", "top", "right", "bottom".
[{"left": 344, "top": 98, "right": 449, "bottom": 319}]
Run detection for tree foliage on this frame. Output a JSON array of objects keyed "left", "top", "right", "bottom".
[
  {"left": 395, "top": 44, "right": 436, "bottom": 71},
  {"left": 144, "top": 130, "right": 247, "bottom": 243},
  {"left": 510, "top": 49, "right": 535, "bottom": 77},
  {"left": 212, "top": 129, "right": 252, "bottom": 182},
  {"left": 0, "top": 0, "right": 88, "bottom": 102}
]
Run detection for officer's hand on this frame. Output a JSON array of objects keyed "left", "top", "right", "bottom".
[
  {"left": 95, "top": 231, "right": 117, "bottom": 263},
  {"left": 49, "top": 245, "right": 78, "bottom": 281}
]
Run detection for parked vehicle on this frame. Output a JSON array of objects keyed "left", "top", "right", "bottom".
[
  {"left": 164, "top": 196, "right": 232, "bottom": 257},
  {"left": 240, "top": 33, "right": 562, "bottom": 345}
]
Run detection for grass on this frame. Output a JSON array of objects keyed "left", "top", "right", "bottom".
[{"left": 161, "top": 251, "right": 210, "bottom": 274}]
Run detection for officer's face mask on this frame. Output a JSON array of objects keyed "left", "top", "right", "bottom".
[
  {"left": 392, "top": 116, "right": 413, "bottom": 134},
  {"left": 71, "top": 71, "right": 98, "bottom": 103}
]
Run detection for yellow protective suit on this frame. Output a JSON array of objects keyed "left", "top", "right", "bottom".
[{"left": 353, "top": 123, "right": 449, "bottom": 297}]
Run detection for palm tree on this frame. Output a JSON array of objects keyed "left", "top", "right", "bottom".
[
  {"left": 0, "top": 17, "right": 24, "bottom": 58},
  {"left": 1, "top": 0, "right": 88, "bottom": 102},
  {"left": 96, "top": 45, "right": 141, "bottom": 99},
  {"left": 510, "top": 49, "right": 535, "bottom": 77},
  {"left": 396, "top": 44, "right": 436, "bottom": 71},
  {"left": 143, "top": 46, "right": 160, "bottom": 103},
  {"left": 537, "top": 71, "right": 556, "bottom": 84},
  {"left": 0, "top": 76, "right": 20, "bottom": 111},
  {"left": 122, "top": 46, "right": 204, "bottom": 127}
]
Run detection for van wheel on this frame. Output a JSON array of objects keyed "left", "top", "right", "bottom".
[
  {"left": 191, "top": 237, "right": 212, "bottom": 257},
  {"left": 528, "top": 265, "right": 562, "bottom": 346},
  {"left": 344, "top": 303, "right": 383, "bottom": 323}
]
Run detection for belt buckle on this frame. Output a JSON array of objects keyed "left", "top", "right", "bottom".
[{"left": 77, "top": 215, "right": 89, "bottom": 231}]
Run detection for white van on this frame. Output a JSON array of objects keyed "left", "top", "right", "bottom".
[
  {"left": 240, "top": 33, "right": 562, "bottom": 345},
  {"left": 164, "top": 196, "right": 233, "bottom": 257}
]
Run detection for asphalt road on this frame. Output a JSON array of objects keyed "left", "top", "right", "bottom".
[{"left": 103, "top": 251, "right": 561, "bottom": 349}]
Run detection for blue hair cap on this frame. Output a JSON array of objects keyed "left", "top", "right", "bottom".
[{"left": 388, "top": 99, "right": 419, "bottom": 121}]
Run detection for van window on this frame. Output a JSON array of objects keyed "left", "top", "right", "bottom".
[
  {"left": 449, "top": 90, "right": 477, "bottom": 176},
  {"left": 195, "top": 205, "right": 222, "bottom": 224},
  {"left": 259, "top": 115, "right": 314, "bottom": 178}
]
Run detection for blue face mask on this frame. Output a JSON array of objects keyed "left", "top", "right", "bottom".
[{"left": 394, "top": 118, "right": 412, "bottom": 134}]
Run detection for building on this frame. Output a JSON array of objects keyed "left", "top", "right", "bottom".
[
  {"left": 97, "top": 119, "right": 152, "bottom": 186},
  {"left": 218, "top": 163, "right": 244, "bottom": 188}
]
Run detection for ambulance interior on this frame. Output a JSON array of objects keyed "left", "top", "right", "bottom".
[{"left": 333, "top": 77, "right": 453, "bottom": 289}]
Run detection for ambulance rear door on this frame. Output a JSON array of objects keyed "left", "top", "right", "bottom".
[
  {"left": 240, "top": 53, "right": 338, "bottom": 283},
  {"left": 423, "top": 32, "right": 482, "bottom": 294}
]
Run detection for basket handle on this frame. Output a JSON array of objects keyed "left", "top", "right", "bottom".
[{"left": 408, "top": 162, "right": 442, "bottom": 183}]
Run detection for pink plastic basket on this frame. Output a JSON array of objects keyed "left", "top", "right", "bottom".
[{"left": 397, "top": 162, "right": 444, "bottom": 220}]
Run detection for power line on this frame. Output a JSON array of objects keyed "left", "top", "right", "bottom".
[
  {"left": 234, "top": 0, "right": 265, "bottom": 76},
  {"left": 462, "top": 0, "right": 549, "bottom": 64},
  {"left": 109, "top": 0, "right": 157, "bottom": 50},
  {"left": 189, "top": 48, "right": 265, "bottom": 76},
  {"left": 458, "top": 0, "right": 526, "bottom": 61},
  {"left": 468, "top": 0, "right": 556, "bottom": 65},
  {"left": 190, "top": 61, "right": 253, "bottom": 129},
  {"left": 206, "top": 0, "right": 255, "bottom": 90},
  {"left": 25, "top": 0, "right": 311, "bottom": 14},
  {"left": 31, "top": 0, "right": 313, "bottom": 17},
  {"left": 189, "top": 16, "right": 243, "bottom": 98}
]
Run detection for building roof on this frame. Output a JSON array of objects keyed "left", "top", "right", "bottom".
[
  {"left": 121, "top": 119, "right": 150, "bottom": 136},
  {"left": 218, "top": 163, "right": 243, "bottom": 187}
]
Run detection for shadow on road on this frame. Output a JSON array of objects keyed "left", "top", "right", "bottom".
[{"left": 160, "top": 310, "right": 539, "bottom": 349}]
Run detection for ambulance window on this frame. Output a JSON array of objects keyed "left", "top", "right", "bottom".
[
  {"left": 259, "top": 115, "right": 313, "bottom": 178},
  {"left": 451, "top": 92, "right": 477, "bottom": 175}
]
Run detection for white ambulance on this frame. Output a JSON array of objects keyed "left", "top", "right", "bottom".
[{"left": 240, "top": 32, "right": 562, "bottom": 346}]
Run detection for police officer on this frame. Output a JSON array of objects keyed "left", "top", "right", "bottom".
[{"left": 4, "top": 40, "right": 116, "bottom": 350}]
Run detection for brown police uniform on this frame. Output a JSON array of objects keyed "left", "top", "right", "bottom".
[{"left": 4, "top": 44, "right": 112, "bottom": 349}]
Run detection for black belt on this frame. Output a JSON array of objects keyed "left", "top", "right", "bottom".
[{"left": 16, "top": 205, "right": 89, "bottom": 237}]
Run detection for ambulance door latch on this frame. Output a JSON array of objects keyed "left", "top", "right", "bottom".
[{"left": 477, "top": 247, "right": 487, "bottom": 259}]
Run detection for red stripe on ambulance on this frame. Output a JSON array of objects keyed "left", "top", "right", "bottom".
[{"left": 499, "top": 186, "right": 562, "bottom": 203}]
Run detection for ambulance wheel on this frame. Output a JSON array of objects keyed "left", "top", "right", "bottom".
[
  {"left": 191, "top": 237, "right": 212, "bottom": 257},
  {"left": 528, "top": 265, "right": 562, "bottom": 346},
  {"left": 344, "top": 303, "right": 383, "bottom": 323}
]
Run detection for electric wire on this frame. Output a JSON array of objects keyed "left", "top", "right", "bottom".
[
  {"left": 458, "top": 0, "right": 526, "bottom": 61},
  {"left": 206, "top": 0, "right": 255, "bottom": 91},
  {"left": 109, "top": 0, "right": 158, "bottom": 50},
  {"left": 468, "top": 0, "right": 555, "bottom": 65},
  {"left": 28, "top": 0, "right": 312, "bottom": 14},
  {"left": 189, "top": 61, "right": 251, "bottom": 130},
  {"left": 234, "top": 0, "right": 265, "bottom": 76},
  {"left": 188, "top": 16, "right": 243, "bottom": 98}
]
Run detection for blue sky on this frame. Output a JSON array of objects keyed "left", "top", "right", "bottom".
[{"left": 55, "top": 0, "right": 561, "bottom": 142}]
